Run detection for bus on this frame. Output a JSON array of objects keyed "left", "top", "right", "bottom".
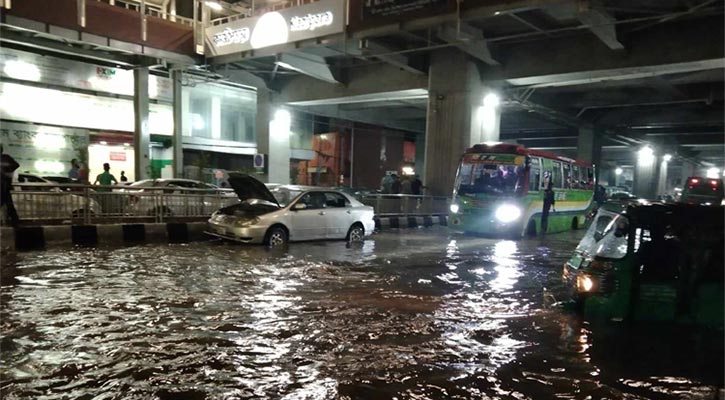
[{"left": 449, "top": 143, "right": 596, "bottom": 237}]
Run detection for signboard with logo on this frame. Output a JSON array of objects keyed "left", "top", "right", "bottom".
[
  {"left": 205, "top": 0, "right": 345, "bottom": 57},
  {"left": 253, "top": 154, "right": 265, "bottom": 169},
  {"left": 0, "top": 47, "right": 172, "bottom": 102}
]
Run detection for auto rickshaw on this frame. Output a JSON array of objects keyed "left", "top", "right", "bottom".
[{"left": 563, "top": 201, "right": 724, "bottom": 325}]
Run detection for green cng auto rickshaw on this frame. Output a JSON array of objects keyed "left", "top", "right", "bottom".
[{"left": 563, "top": 201, "right": 724, "bottom": 325}]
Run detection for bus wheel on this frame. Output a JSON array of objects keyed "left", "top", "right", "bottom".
[
  {"left": 571, "top": 217, "right": 579, "bottom": 230},
  {"left": 526, "top": 219, "right": 537, "bottom": 237}
]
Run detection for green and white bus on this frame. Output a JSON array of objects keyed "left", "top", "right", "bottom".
[{"left": 449, "top": 143, "right": 596, "bottom": 237}]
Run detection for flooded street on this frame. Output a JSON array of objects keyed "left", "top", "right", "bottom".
[{"left": 1, "top": 228, "right": 722, "bottom": 399}]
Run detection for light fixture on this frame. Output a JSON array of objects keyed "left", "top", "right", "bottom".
[
  {"left": 615, "top": 167, "right": 623, "bottom": 175},
  {"left": 251, "top": 12, "right": 289, "bottom": 49},
  {"left": 402, "top": 166, "right": 415, "bottom": 176},
  {"left": 205, "top": 1, "right": 223, "bottom": 11},
  {"left": 706, "top": 167, "right": 720, "bottom": 179},
  {"left": 637, "top": 146, "right": 655, "bottom": 166},
  {"left": 99, "top": 141, "right": 108, "bottom": 145},
  {"left": 123, "top": 142, "right": 130, "bottom": 147},
  {"left": 3, "top": 60, "right": 42, "bottom": 82},
  {"left": 483, "top": 92, "right": 500, "bottom": 108},
  {"left": 663, "top": 154, "right": 672, "bottom": 162}
]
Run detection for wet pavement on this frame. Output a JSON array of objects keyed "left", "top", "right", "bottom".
[{"left": 1, "top": 227, "right": 722, "bottom": 399}]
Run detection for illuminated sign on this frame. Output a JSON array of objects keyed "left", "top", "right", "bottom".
[
  {"left": 290, "top": 11, "right": 334, "bottom": 31},
  {"left": 212, "top": 27, "right": 251, "bottom": 47},
  {"left": 205, "top": 0, "right": 344, "bottom": 57}
]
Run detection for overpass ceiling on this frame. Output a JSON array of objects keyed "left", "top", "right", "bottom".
[{"left": 216, "top": 0, "right": 723, "bottom": 166}]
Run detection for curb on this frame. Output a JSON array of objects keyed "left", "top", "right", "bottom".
[
  {"left": 1, "top": 222, "right": 209, "bottom": 252},
  {"left": 374, "top": 215, "right": 447, "bottom": 230}
]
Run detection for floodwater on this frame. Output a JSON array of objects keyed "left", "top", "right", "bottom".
[{"left": 1, "top": 228, "right": 722, "bottom": 399}]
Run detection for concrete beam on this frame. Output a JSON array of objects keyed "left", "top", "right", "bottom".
[
  {"left": 274, "top": 62, "right": 428, "bottom": 105},
  {"left": 577, "top": 8, "right": 625, "bottom": 50},
  {"left": 493, "top": 16, "right": 724, "bottom": 87},
  {"left": 276, "top": 53, "right": 340, "bottom": 84},
  {"left": 292, "top": 104, "right": 425, "bottom": 133},
  {"left": 437, "top": 23, "right": 499, "bottom": 65},
  {"left": 360, "top": 39, "right": 426, "bottom": 75}
]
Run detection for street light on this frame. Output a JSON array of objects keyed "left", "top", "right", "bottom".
[
  {"left": 483, "top": 92, "right": 500, "bottom": 108},
  {"left": 663, "top": 154, "right": 672, "bottom": 162},
  {"left": 706, "top": 167, "right": 720, "bottom": 179},
  {"left": 638, "top": 146, "right": 655, "bottom": 166},
  {"left": 205, "top": 1, "right": 223, "bottom": 11},
  {"left": 615, "top": 167, "right": 623, "bottom": 175}
]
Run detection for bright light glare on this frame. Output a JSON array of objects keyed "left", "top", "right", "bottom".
[
  {"left": 615, "top": 167, "right": 623, "bottom": 175},
  {"left": 494, "top": 204, "right": 521, "bottom": 223},
  {"left": 251, "top": 12, "right": 289, "bottom": 49},
  {"left": 483, "top": 92, "right": 500, "bottom": 108},
  {"left": 123, "top": 142, "right": 130, "bottom": 147},
  {"left": 579, "top": 276, "right": 594, "bottom": 292},
  {"left": 205, "top": 1, "right": 223, "bottom": 11},
  {"left": 706, "top": 167, "right": 720, "bottom": 179},
  {"left": 663, "top": 154, "right": 672, "bottom": 162},
  {"left": 34, "top": 160, "right": 64, "bottom": 173},
  {"left": 33, "top": 133, "right": 66, "bottom": 150},
  {"left": 99, "top": 141, "right": 108, "bottom": 145},
  {"left": 402, "top": 166, "right": 415, "bottom": 176},
  {"left": 3, "top": 60, "right": 41, "bottom": 82},
  {"left": 638, "top": 146, "right": 655, "bottom": 166},
  {"left": 192, "top": 113, "right": 205, "bottom": 130},
  {"left": 449, "top": 203, "right": 459, "bottom": 214},
  {"left": 270, "top": 109, "right": 292, "bottom": 139}
]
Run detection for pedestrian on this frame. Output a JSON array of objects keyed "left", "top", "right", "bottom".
[
  {"left": 78, "top": 161, "right": 89, "bottom": 184},
  {"left": 401, "top": 176, "right": 412, "bottom": 194},
  {"left": 594, "top": 184, "right": 607, "bottom": 206},
  {"left": 93, "top": 163, "right": 118, "bottom": 190},
  {"left": 0, "top": 145, "right": 20, "bottom": 227},
  {"left": 541, "top": 182, "right": 556, "bottom": 234},
  {"left": 411, "top": 175, "right": 422, "bottom": 195},
  {"left": 68, "top": 159, "right": 80, "bottom": 181},
  {"left": 391, "top": 174, "right": 401, "bottom": 194},
  {"left": 380, "top": 173, "right": 393, "bottom": 194},
  {"left": 120, "top": 171, "right": 128, "bottom": 182}
]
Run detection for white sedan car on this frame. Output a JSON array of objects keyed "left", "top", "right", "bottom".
[
  {"left": 11, "top": 173, "right": 101, "bottom": 221},
  {"left": 207, "top": 174, "right": 376, "bottom": 247}
]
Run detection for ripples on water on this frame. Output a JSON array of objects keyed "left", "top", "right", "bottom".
[{"left": 1, "top": 230, "right": 722, "bottom": 399}]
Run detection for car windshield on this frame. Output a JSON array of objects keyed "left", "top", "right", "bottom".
[
  {"left": 270, "top": 187, "right": 305, "bottom": 206},
  {"left": 456, "top": 154, "right": 526, "bottom": 196},
  {"left": 576, "top": 209, "right": 629, "bottom": 259}
]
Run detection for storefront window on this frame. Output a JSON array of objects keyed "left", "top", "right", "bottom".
[
  {"left": 183, "top": 81, "right": 256, "bottom": 143},
  {"left": 290, "top": 111, "right": 313, "bottom": 150}
]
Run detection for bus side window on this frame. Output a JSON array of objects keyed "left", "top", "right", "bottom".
[
  {"left": 552, "top": 161, "right": 562, "bottom": 188},
  {"left": 529, "top": 167, "right": 540, "bottom": 191},
  {"left": 563, "top": 163, "right": 572, "bottom": 189},
  {"left": 587, "top": 168, "right": 594, "bottom": 188},
  {"left": 572, "top": 165, "right": 581, "bottom": 188}
]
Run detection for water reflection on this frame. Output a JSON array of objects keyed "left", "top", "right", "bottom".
[{"left": 1, "top": 230, "right": 721, "bottom": 399}]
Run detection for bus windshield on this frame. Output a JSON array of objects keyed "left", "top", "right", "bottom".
[{"left": 455, "top": 154, "right": 526, "bottom": 196}]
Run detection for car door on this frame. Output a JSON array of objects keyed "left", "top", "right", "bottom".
[
  {"left": 322, "top": 192, "right": 354, "bottom": 239},
  {"left": 289, "top": 192, "right": 328, "bottom": 241}
]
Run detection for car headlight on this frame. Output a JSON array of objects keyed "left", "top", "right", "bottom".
[
  {"left": 494, "top": 204, "right": 521, "bottom": 223},
  {"left": 450, "top": 203, "right": 460, "bottom": 214},
  {"left": 234, "top": 217, "right": 260, "bottom": 227}
]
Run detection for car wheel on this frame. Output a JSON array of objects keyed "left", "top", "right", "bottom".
[
  {"left": 347, "top": 224, "right": 365, "bottom": 243},
  {"left": 266, "top": 226, "right": 288, "bottom": 248}
]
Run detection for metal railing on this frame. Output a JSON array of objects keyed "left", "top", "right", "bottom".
[
  {"left": 1, "top": 183, "right": 450, "bottom": 226},
  {"left": 95, "top": 0, "right": 195, "bottom": 27},
  {"left": 210, "top": 0, "right": 321, "bottom": 26}
]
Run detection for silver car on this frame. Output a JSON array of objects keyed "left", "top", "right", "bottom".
[{"left": 206, "top": 174, "right": 376, "bottom": 246}]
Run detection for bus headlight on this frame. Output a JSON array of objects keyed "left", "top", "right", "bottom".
[
  {"left": 450, "top": 203, "right": 460, "bottom": 214},
  {"left": 494, "top": 204, "right": 521, "bottom": 223}
]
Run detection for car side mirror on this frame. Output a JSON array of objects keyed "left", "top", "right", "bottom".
[{"left": 293, "top": 203, "right": 307, "bottom": 211}]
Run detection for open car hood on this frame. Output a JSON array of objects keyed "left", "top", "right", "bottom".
[{"left": 227, "top": 173, "right": 280, "bottom": 207}]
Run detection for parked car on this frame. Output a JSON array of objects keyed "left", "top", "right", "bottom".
[
  {"left": 11, "top": 173, "right": 101, "bottom": 220},
  {"left": 207, "top": 174, "right": 376, "bottom": 247},
  {"left": 608, "top": 191, "right": 637, "bottom": 200},
  {"left": 123, "top": 179, "right": 238, "bottom": 217},
  {"left": 680, "top": 176, "right": 724, "bottom": 206}
]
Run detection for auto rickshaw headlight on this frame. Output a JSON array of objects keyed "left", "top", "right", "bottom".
[
  {"left": 577, "top": 275, "right": 595, "bottom": 292},
  {"left": 450, "top": 203, "right": 460, "bottom": 214}
]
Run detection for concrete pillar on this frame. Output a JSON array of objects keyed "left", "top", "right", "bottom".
[
  {"left": 172, "top": 70, "right": 183, "bottom": 178},
  {"left": 255, "top": 89, "right": 273, "bottom": 182},
  {"left": 267, "top": 108, "right": 291, "bottom": 184},
  {"left": 134, "top": 68, "right": 150, "bottom": 180},
  {"left": 680, "top": 161, "right": 696, "bottom": 186},
  {"left": 657, "top": 158, "right": 668, "bottom": 196},
  {"left": 633, "top": 147, "right": 659, "bottom": 199},
  {"left": 577, "top": 127, "right": 602, "bottom": 181},
  {"left": 424, "top": 48, "right": 495, "bottom": 195}
]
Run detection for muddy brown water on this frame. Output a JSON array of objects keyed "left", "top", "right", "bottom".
[{"left": 1, "top": 228, "right": 722, "bottom": 399}]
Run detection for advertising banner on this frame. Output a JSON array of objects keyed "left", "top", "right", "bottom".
[
  {"left": 205, "top": 0, "right": 345, "bottom": 57},
  {"left": 0, "top": 47, "right": 172, "bottom": 102}
]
